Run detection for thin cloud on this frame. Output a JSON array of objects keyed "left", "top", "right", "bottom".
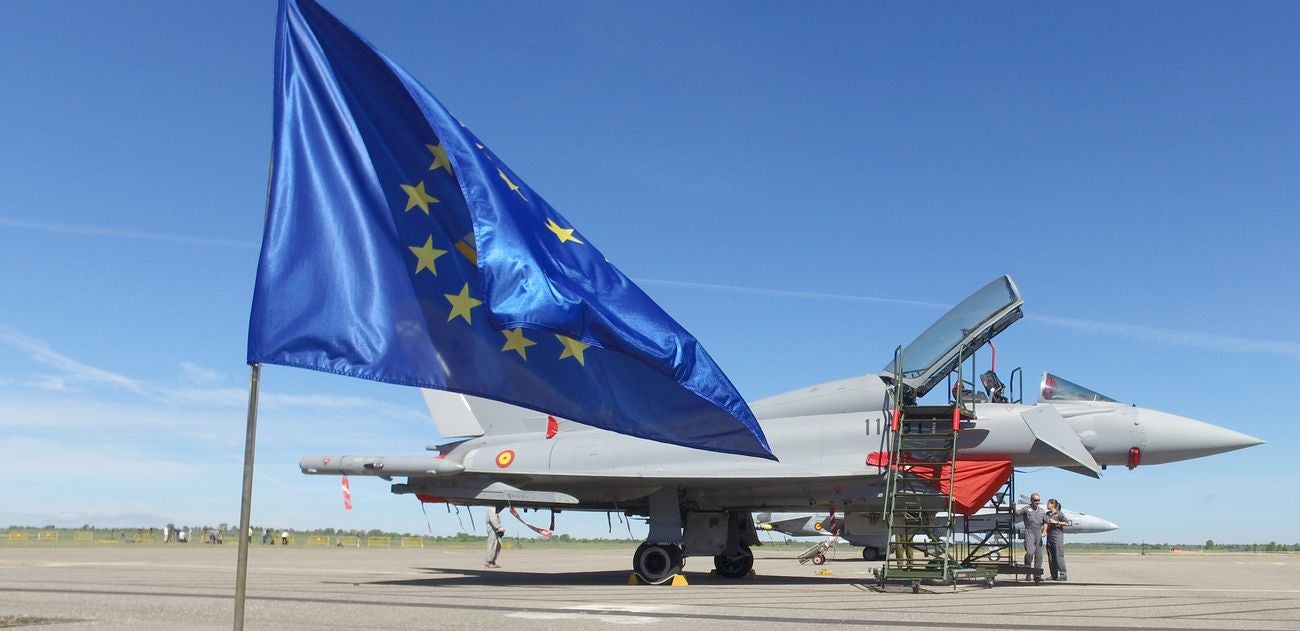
[
  {"left": 0, "top": 325, "right": 151, "bottom": 397},
  {"left": 179, "top": 361, "right": 222, "bottom": 386},
  {"left": 0, "top": 326, "right": 426, "bottom": 429},
  {"left": 0, "top": 217, "right": 259, "bottom": 249}
]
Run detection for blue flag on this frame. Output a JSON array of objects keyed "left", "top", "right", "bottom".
[{"left": 248, "top": 0, "right": 773, "bottom": 459}]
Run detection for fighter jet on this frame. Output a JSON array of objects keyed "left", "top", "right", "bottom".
[
  {"left": 756, "top": 505, "right": 1119, "bottom": 561},
  {"left": 302, "top": 276, "right": 1261, "bottom": 583}
]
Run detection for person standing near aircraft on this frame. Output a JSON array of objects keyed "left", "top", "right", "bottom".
[
  {"left": 1018, "top": 493, "right": 1046, "bottom": 583},
  {"left": 485, "top": 507, "right": 505, "bottom": 568},
  {"left": 1045, "top": 498, "right": 1070, "bottom": 581}
]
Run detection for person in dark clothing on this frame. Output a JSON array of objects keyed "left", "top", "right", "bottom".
[{"left": 1045, "top": 498, "right": 1070, "bottom": 581}]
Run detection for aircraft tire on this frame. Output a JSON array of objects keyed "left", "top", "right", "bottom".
[
  {"left": 633, "top": 542, "right": 683, "bottom": 585},
  {"left": 862, "top": 547, "right": 881, "bottom": 562},
  {"left": 712, "top": 545, "right": 754, "bottom": 579}
]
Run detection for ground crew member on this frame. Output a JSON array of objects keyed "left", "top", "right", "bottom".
[
  {"left": 1018, "top": 493, "right": 1046, "bottom": 583},
  {"left": 485, "top": 507, "right": 505, "bottom": 568},
  {"left": 1045, "top": 498, "right": 1070, "bottom": 581}
]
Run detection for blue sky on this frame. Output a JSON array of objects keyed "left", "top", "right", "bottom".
[{"left": 1, "top": 1, "right": 1296, "bottom": 544}]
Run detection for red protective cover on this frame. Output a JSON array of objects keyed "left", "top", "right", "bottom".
[{"left": 868, "top": 452, "right": 1012, "bottom": 515}]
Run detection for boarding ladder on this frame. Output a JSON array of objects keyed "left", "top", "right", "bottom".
[{"left": 878, "top": 347, "right": 979, "bottom": 590}]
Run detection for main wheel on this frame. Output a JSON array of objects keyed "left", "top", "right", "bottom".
[
  {"left": 633, "top": 543, "right": 683, "bottom": 585},
  {"left": 712, "top": 544, "right": 754, "bottom": 579},
  {"left": 862, "top": 547, "right": 881, "bottom": 562}
]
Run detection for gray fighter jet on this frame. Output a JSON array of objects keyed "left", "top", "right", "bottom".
[
  {"left": 301, "top": 276, "right": 1261, "bottom": 583},
  {"left": 756, "top": 504, "right": 1119, "bottom": 561}
]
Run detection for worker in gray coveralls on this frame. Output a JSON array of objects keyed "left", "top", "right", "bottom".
[
  {"left": 1018, "top": 493, "right": 1046, "bottom": 583},
  {"left": 484, "top": 507, "right": 505, "bottom": 568},
  {"left": 1045, "top": 498, "right": 1070, "bottom": 581}
]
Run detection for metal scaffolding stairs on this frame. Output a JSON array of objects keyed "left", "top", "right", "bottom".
[
  {"left": 877, "top": 346, "right": 997, "bottom": 590},
  {"left": 878, "top": 403, "right": 965, "bottom": 589},
  {"left": 957, "top": 475, "right": 1017, "bottom": 571}
]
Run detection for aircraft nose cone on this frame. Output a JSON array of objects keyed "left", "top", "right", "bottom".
[{"left": 1137, "top": 408, "right": 1264, "bottom": 465}]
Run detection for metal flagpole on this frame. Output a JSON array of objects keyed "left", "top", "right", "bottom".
[{"left": 233, "top": 363, "right": 261, "bottom": 630}]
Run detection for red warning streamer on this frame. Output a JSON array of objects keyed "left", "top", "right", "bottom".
[
  {"left": 508, "top": 506, "right": 553, "bottom": 539},
  {"left": 341, "top": 476, "right": 352, "bottom": 511}
]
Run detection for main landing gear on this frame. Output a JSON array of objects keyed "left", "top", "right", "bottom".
[
  {"left": 712, "top": 545, "right": 754, "bottom": 578},
  {"left": 633, "top": 542, "right": 684, "bottom": 585},
  {"left": 632, "top": 543, "right": 755, "bottom": 583}
]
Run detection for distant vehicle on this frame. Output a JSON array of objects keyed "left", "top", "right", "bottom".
[{"left": 303, "top": 276, "right": 1261, "bottom": 583}]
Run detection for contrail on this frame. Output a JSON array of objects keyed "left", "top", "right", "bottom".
[
  {"left": 636, "top": 278, "right": 948, "bottom": 309},
  {"left": 1026, "top": 313, "right": 1300, "bottom": 361},
  {"left": 641, "top": 278, "right": 1300, "bottom": 362},
  {"left": 5, "top": 218, "right": 1293, "bottom": 361}
]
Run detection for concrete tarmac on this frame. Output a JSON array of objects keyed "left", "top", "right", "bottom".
[{"left": 2, "top": 545, "right": 1298, "bottom": 630}]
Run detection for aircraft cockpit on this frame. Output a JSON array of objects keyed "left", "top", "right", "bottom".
[
  {"left": 1039, "top": 372, "right": 1118, "bottom": 403},
  {"left": 882, "top": 275, "right": 1024, "bottom": 399}
]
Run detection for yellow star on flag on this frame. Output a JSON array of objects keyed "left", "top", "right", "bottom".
[
  {"left": 400, "top": 181, "right": 439, "bottom": 214},
  {"left": 556, "top": 334, "right": 591, "bottom": 366},
  {"left": 500, "top": 328, "right": 537, "bottom": 359},
  {"left": 445, "top": 283, "right": 483, "bottom": 324},
  {"left": 498, "top": 169, "right": 527, "bottom": 200},
  {"left": 545, "top": 218, "right": 584, "bottom": 245},
  {"left": 408, "top": 236, "right": 448, "bottom": 275},
  {"left": 426, "top": 143, "right": 453, "bottom": 177}
]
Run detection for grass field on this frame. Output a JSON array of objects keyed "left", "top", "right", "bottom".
[{"left": 3, "top": 527, "right": 1295, "bottom": 555}]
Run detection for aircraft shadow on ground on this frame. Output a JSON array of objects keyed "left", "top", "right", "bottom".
[{"left": 368, "top": 566, "right": 874, "bottom": 588}]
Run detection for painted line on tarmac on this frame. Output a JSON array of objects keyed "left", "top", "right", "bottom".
[{"left": 0, "top": 586, "right": 1265, "bottom": 631}]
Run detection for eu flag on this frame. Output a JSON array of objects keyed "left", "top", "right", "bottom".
[{"left": 247, "top": 0, "right": 773, "bottom": 459}]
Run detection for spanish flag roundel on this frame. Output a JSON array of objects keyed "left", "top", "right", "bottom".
[{"left": 495, "top": 450, "right": 515, "bottom": 469}]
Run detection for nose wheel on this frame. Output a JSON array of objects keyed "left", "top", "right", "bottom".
[{"left": 633, "top": 542, "right": 684, "bottom": 585}]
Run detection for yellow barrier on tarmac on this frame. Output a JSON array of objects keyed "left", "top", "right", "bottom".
[
  {"left": 39, "top": 531, "right": 59, "bottom": 541},
  {"left": 337, "top": 536, "right": 359, "bottom": 547},
  {"left": 306, "top": 535, "right": 330, "bottom": 546},
  {"left": 73, "top": 532, "right": 94, "bottom": 542},
  {"left": 7, "top": 532, "right": 30, "bottom": 541},
  {"left": 399, "top": 537, "right": 424, "bottom": 548},
  {"left": 132, "top": 533, "right": 154, "bottom": 543},
  {"left": 365, "top": 536, "right": 392, "bottom": 548},
  {"left": 97, "top": 538, "right": 120, "bottom": 544}
]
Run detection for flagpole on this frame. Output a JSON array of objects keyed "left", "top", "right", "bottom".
[{"left": 233, "top": 363, "right": 261, "bottom": 631}]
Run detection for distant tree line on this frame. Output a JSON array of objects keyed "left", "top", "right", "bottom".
[{"left": 6, "top": 526, "right": 1299, "bottom": 551}]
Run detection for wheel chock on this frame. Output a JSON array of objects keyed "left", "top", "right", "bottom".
[
  {"left": 670, "top": 574, "right": 689, "bottom": 587},
  {"left": 627, "top": 573, "right": 642, "bottom": 586},
  {"left": 815, "top": 569, "right": 833, "bottom": 576}
]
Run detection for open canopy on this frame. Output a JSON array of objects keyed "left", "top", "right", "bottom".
[{"left": 882, "top": 276, "right": 1024, "bottom": 397}]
